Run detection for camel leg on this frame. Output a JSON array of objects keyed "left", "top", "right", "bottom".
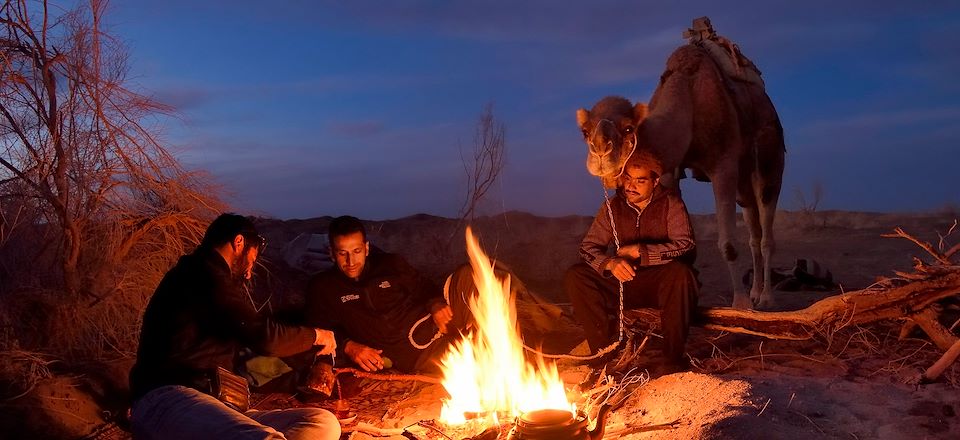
[
  {"left": 712, "top": 173, "right": 749, "bottom": 309},
  {"left": 659, "top": 169, "right": 682, "bottom": 196},
  {"left": 755, "top": 183, "right": 779, "bottom": 309},
  {"left": 741, "top": 204, "right": 768, "bottom": 308}
]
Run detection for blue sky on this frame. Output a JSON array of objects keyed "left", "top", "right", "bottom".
[{"left": 103, "top": 1, "right": 959, "bottom": 220}]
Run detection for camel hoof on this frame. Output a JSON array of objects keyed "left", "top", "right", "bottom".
[
  {"left": 752, "top": 294, "right": 774, "bottom": 310},
  {"left": 732, "top": 293, "right": 753, "bottom": 310}
]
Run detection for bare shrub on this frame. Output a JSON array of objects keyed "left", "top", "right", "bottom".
[
  {"left": 794, "top": 181, "right": 823, "bottom": 213},
  {"left": 458, "top": 103, "right": 506, "bottom": 223},
  {"left": 793, "top": 181, "right": 825, "bottom": 228},
  {"left": 443, "top": 103, "right": 506, "bottom": 261},
  {"left": 0, "top": 1, "right": 222, "bottom": 362}
]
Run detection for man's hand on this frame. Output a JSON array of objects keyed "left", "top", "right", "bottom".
[
  {"left": 431, "top": 304, "right": 453, "bottom": 334},
  {"left": 616, "top": 244, "right": 641, "bottom": 260},
  {"left": 604, "top": 258, "right": 636, "bottom": 282},
  {"left": 344, "top": 340, "right": 384, "bottom": 372},
  {"left": 313, "top": 329, "right": 337, "bottom": 355}
]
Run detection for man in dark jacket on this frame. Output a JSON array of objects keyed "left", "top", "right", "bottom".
[
  {"left": 565, "top": 151, "right": 699, "bottom": 374},
  {"left": 129, "top": 214, "right": 340, "bottom": 440},
  {"left": 305, "top": 216, "right": 477, "bottom": 374}
]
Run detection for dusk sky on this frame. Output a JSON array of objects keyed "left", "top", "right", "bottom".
[{"left": 105, "top": 1, "right": 959, "bottom": 220}]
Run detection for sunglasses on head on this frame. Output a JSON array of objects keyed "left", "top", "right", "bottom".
[{"left": 243, "top": 234, "right": 267, "bottom": 252}]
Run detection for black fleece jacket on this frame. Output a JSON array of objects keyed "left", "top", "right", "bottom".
[
  {"left": 129, "top": 247, "right": 317, "bottom": 401},
  {"left": 304, "top": 253, "right": 445, "bottom": 372}
]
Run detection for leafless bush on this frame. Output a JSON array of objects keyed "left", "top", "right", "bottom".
[
  {"left": 0, "top": 0, "right": 222, "bottom": 362},
  {"left": 793, "top": 181, "right": 825, "bottom": 228},
  {"left": 443, "top": 103, "right": 506, "bottom": 260},
  {"left": 457, "top": 102, "right": 506, "bottom": 224},
  {"left": 794, "top": 181, "right": 823, "bottom": 214}
]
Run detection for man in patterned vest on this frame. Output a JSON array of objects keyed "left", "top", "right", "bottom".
[{"left": 565, "top": 151, "right": 699, "bottom": 375}]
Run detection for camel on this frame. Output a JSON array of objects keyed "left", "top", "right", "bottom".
[{"left": 575, "top": 31, "right": 785, "bottom": 309}]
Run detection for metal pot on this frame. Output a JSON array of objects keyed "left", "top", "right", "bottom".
[{"left": 506, "top": 405, "right": 611, "bottom": 440}]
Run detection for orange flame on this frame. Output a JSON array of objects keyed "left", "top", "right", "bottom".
[{"left": 438, "top": 227, "right": 572, "bottom": 426}]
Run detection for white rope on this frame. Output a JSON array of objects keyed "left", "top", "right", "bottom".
[
  {"left": 587, "top": 119, "right": 639, "bottom": 180},
  {"left": 614, "top": 130, "right": 639, "bottom": 179},
  {"left": 522, "top": 185, "right": 627, "bottom": 362},
  {"left": 407, "top": 275, "right": 452, "bottom": 349}
]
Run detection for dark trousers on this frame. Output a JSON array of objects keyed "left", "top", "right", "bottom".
[{"left": 564, "top": 261, "right": 698, "bottom": 363}]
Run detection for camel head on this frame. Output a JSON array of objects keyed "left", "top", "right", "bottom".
[{"left": 576, "top": 96, "right": 649, "bottom": 188}]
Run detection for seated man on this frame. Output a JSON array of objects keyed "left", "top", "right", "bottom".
[
  {"left": 304, "top": 215, "right": 478, "bottom": 374},
  {"left": 564, "top": 151, "right": 699, "bottom": 374},
  {"left": 129, "top": 214, "right": 341, "bottom": 440}
]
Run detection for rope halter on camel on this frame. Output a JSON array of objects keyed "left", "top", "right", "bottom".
[{"left": 587, "top": 118, "right": 639, "bottom": 180}]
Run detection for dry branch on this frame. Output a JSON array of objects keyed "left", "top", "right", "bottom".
[
  {"left": 695, "top": 267, "right": 960, "bottom": 341},
  {"left": 336, "top": 367, "right": 442, "bottom": 384},
  {"left": 910, "top": 307, "right": 958, "bottom": 351},
  {"left": 881, "top": 227, "right": 953, "bottom": 266},
  {"left": 923, "top": 339, "right": 960, "bottom": 381}
]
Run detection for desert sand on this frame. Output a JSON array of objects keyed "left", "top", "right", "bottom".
[{"left": 5, "top": 209, "right": 960, "bottom": 439}]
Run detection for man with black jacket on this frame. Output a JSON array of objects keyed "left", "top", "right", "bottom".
[
  {"left": 129, "top": 214, "right": 341, "bottom": 440},
  {"left": 565, "top": 151, "right": 699, "bottom": 375},
  {"left": 305, "top": 216, "right": 476, "bottom": 374}
]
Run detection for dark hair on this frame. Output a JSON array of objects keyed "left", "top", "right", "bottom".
[
  {"left": 200, "top": 213, "right": 265, "bottom": 250},
  {"left": 328, "top": 215, "right": 366, "bottom": 244}
]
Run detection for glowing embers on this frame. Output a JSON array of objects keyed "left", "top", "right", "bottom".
[{"left": 438, "top": 227, "right": 573, "bottom": 428}]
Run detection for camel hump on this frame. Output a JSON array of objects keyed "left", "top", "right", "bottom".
[{"left": 683, "top": 16, "right": 765, "bottom": 87}]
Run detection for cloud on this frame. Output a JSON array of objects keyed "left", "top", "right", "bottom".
[
  {"left": 149, "top": 85, "right": 216, "bottom": 111},
  {"left": 108, "top": 0, "right": 960, "bottom": 219},
  {"left": 326, "top": 120, "right": 387, "bottom": 137},
  {"left": 798, "top": 107, "right": 960, "bottom": 139}
]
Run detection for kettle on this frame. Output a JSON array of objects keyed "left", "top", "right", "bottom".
[{"left": 506, "top": 404, "right": 612, "bottom": 440}]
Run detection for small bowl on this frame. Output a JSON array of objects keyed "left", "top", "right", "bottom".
[{"left": 337, "top": 412, "right": 358, "bottom": 425}]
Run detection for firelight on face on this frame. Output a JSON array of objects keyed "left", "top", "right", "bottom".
[
  {"left": 620, "top": 164, "right": 659, "bottom": 206},
  {"left": 332, "top": 231, "right": 369, "bottom": 280}
]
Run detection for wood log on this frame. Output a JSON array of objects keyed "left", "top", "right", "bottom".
[
  {"left": 898, "top": 321, "right": 918, "bottom": 340},
  {"left": 692, "top": 268, "right": 960, "bottom": 341},
  {"left": 923, "top": 338, "right": 960, "bottom": 381},
  {"left": 910, "top": 307, "right": 959, "bottom": 351}
]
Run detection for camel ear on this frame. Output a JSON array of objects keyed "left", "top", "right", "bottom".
[
  {"left": 633, "top": 103, "right": 649, "bottom": 122},
  {"left": 576, "top": 108, "right": 590, "bottom": 129}
]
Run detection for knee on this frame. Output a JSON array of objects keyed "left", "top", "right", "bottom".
[
  {"left": 294, "top": 408, "right": 341, "bottom": 440},
  {"left": 453, "top": 262, "right": 472, "bottom": 279},
  {"left": 447, "top": 263, "right": 476, "bottom": 296},
  {"left": 662, "top": 262, "right": 698, "bottom": 286},
  {"left": 564, "top": 263, "right": 593, "bottom": 285},
  {"left": 718, "top": 240, "right": 738, "bottom": 262}
]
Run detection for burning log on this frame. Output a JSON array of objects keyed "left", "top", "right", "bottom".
[{"left": 438, "top": 227, "right": 573, "bottom": 428}]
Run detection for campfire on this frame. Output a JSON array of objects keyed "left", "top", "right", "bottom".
[{"left": 437, "top": 227, "right": 574, "bottom": 430}]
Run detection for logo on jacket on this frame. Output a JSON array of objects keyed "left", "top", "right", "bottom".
[
  {"left": 340, "top": 294, "right": 360, "bottom": 303},
  {"left": 379, "top": 281, "right": 391, "bottom": 289}
]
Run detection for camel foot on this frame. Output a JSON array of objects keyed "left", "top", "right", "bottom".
[
  {"left": 732, "top": 293, "right": 753, "bottom": 310},
  {"left": 752, "top": 292, "right": 774, "bottom": 310}
]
